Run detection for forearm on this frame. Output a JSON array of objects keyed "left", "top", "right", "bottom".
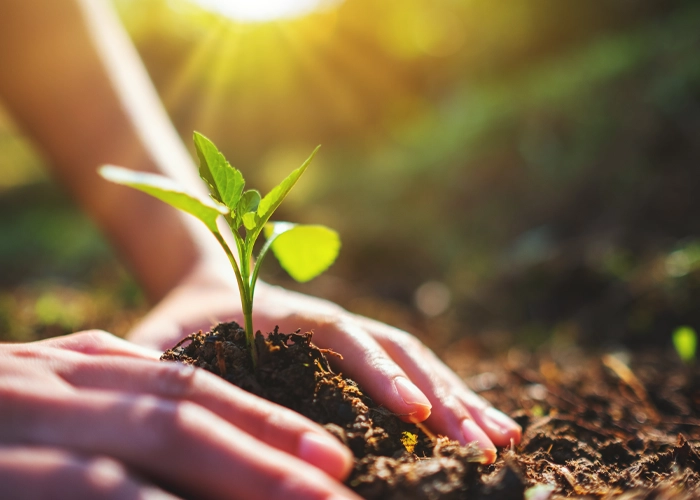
[{"left": 0, "top": 0, "right": 220, "bottom": 301}]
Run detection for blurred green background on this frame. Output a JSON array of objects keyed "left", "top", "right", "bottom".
[{"left": 1, "top": 0, "right": 699, "bottom": 351}]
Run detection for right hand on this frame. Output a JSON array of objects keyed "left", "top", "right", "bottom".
[
  {"left": 0, "top": 330, "right": 360, "bottom": 500},
  {"left": 129, "top": 263, "right": 522, "bottom": 464}
]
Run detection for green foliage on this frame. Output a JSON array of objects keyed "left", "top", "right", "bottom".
[
  {"left": 673, "top": 326, "right": 697, "bottom": 364},
  {"left": 100, "top": 132, "right": 340, "bottom": 365},
  {"left": 264, "top": 223, "right": 341, "bottom": 283},
  {"left": 193, "top": 132, "right": 245, "bottom": 212},
  {"left": 99, "top": 165, "right": 227, "bottom": 233},
  {"left": 252, "top": 146, "right": 319, "bottom": 242}
]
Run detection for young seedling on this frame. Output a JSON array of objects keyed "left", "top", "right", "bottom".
[
  {"left": 99, "top": 132, "right": 340, "bottom": 366},
  {"left": 673, "top": 325, "right": 697, "bottom": 364}
]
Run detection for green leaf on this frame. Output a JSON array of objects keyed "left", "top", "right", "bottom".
[
  {"left": 255, "top": 146, "right": 320, "bottom": 231},
  {"left": 242, "top": 212, "right": 258, "bottom": 231},
  {"left": 236, "top": 190, "right": 261, "bottom": 231},
  {"left": 673, "top": 326, "right": 697, "bottom": 363},
  {"left": 99, "top": 165, "right": 226, "bottom": 233},
  {"left": 193, "top": 132, "right": 245, "bottom": 211},
  {"left": 264, "top": 222, "right": 340, "bottom": 282},
  {"left": 238, "top": 189, "right": 261, "bottom": 215}
]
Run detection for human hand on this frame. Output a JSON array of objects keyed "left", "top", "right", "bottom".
[
  {"left": 0, "top": 445, "right": 179, "bottom": 500},
  {"left": 0, "top": 330, "right": 360, "bottom": 500},
  {"left": 129, "top": 265, "right": 522, "bottom": 463}
]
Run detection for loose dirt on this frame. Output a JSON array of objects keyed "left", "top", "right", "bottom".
[{"left": 162, "top": 322, "right": 700, "bottom": 499}]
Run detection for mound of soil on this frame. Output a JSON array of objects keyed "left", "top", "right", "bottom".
[
  {"left": 161, "top": 322, "right": 700, "bottom": 499},
  {"left": 161, "top": 322, "right": 513, "bottom": 499}
]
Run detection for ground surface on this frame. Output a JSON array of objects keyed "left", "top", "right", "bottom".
[
  {"left": 451, "top": 342, "right": 700, "bottom": 499},
  {"left": 162, "top": 323, "right": 700, "bottom": 499}
]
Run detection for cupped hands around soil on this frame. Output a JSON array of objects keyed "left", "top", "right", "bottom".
[{"left": 162, "top": 322, "right": 700, "bottom": 499}]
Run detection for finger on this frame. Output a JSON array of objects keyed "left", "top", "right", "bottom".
[
  {"left": 427, "top": 349, "right": 522, "bottom": 448},
  {"left": 252, "top": 289, "right": 432, "bottom": 423},
  {"left": 301, "top": 317, "right": 432, "bottom": 424},
  {"left": 0, "top": 445, "right": 179, "bottom": 500},
  {"left": 363, "top": 323, "right": 496, "bottom": 462},
  {"left": 363, "top": 318, "right": 521, "bottom": 451},
  {"left": 51, "top": 351, "right": 353, "bottom": 480},
  {"left": 36, "top": 330, "right": 161, "bottom": 360},
  {"left": 2, "top": 391, "right": 361, "bottom": 500}
]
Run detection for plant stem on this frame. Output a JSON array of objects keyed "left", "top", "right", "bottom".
[
  {"left": 250, "top": 235, "right": 274, "bottom": 300},
  {"left": 213, "top": 231, "right": 258, "bottom": 367},
  {"left": 243, "top": 302, "right": 254, "bottom": 361}
]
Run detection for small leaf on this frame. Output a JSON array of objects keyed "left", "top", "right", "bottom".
[
  {"left": 99, "top": 165, "right": 227, "bottom": 232},
  {"left": 238, "top": 189, "right": 261, "bottom": 215},
  {"left": 264, "top": 222, "right": 340, "bottom": 282},
  {"left": 255, "top": 146, "right": 320, "bottom": 232},
  {"left": 673, "top": 326, "right": 697, "bottom": 363},
  {"left": 193, "top": 132, "right": 245, "bottom": 211},
  {"left": 242, "top": 212, "right": 258, "bottom": 231}
]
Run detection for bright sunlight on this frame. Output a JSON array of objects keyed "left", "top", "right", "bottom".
[{"left": 187, "top": 0, "right": 342, "bottom": 22}]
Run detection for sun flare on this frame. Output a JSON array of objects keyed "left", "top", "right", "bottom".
[
  {"left": 187, "top": 0, "right": 342, "bottom": 23},
  {"left": 155, "top": 0, "right": 422, "bottom": 159}
]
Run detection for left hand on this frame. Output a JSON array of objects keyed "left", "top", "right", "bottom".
[{"left": 128, "top": 264, "right": 521, "bottom": 464}]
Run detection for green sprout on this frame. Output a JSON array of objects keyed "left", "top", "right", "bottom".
[
  {"left": 673, "top": 325, "right": 697, "bottom": 364},
  {"left": 99, "top": 132, "right": 340, "bottom": 366}
]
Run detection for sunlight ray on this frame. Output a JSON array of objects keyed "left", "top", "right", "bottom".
[
  {"left": 195, "top": 27, "right": 244, "bottom": 135},
  {"left": 162, "top": 20, "right": 229, "bottom": 113},
  {"left": 275, "top": 23, "right": 364, "bottom": 130}
]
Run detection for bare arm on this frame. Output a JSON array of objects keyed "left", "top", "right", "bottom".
[{"left": 0, "top": 0, "right": 221, "bottom": 302}]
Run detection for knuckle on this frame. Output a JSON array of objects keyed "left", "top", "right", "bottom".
[
  {"left": 257, "top": 408, "right": 295, "bottom": 446},
  {"left": 390, "top": 330, "right": 435, "bottom": 360},
  {"left": 441, "top": 393, "right": 471, "bottom": 419},
  {"left": 69, "top": 329, "right": 116, "bottom": 352},
  {"left": 371, "top": 351, "right": 401, "bottom": 374},
  {"left": 78, "top": 329, "right": 114, "bottom": 343},
  {"left": 154, "top": 362, "right": 198, "bottom": 399},
  {"left": 394, "top": 331, "right": 425, "bottom": 353},
  {"left": 154, "top": 400, "right": 201, "bottom": 443},
  {"left": 77, "top": 456, "right": 139, "bottom": 498}
]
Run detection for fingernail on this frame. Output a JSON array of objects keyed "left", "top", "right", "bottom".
[
  {"left": 394, "top": 377, "right": 432, "bottom": 408},
  {"left": 461, "top": 419, "right": 497, "bottom": 464},
  {"left": 298, "top": 433, "right": 353, "bottom": 479},
  {"left": 484, "top": 407, "right": 522, "bottom": 442}
]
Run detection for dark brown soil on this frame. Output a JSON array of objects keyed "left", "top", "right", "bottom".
[
  {"left": 161, "top": 322, "right": 700, "bottom": 499},
  {"left": 450, "top": 343, "right": 700, "bottom": 499}
]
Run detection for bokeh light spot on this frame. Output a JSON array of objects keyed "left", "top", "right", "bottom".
[{"left": 414, "top": 281, "right": 452, "bottom": 317}]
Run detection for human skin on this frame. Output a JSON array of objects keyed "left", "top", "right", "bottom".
[
  {"left": 0, "top": 0, "right": 521, "bottom": 497},
  {"left": 0, "top": 330, "right": 359, "bottom": 500}
]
